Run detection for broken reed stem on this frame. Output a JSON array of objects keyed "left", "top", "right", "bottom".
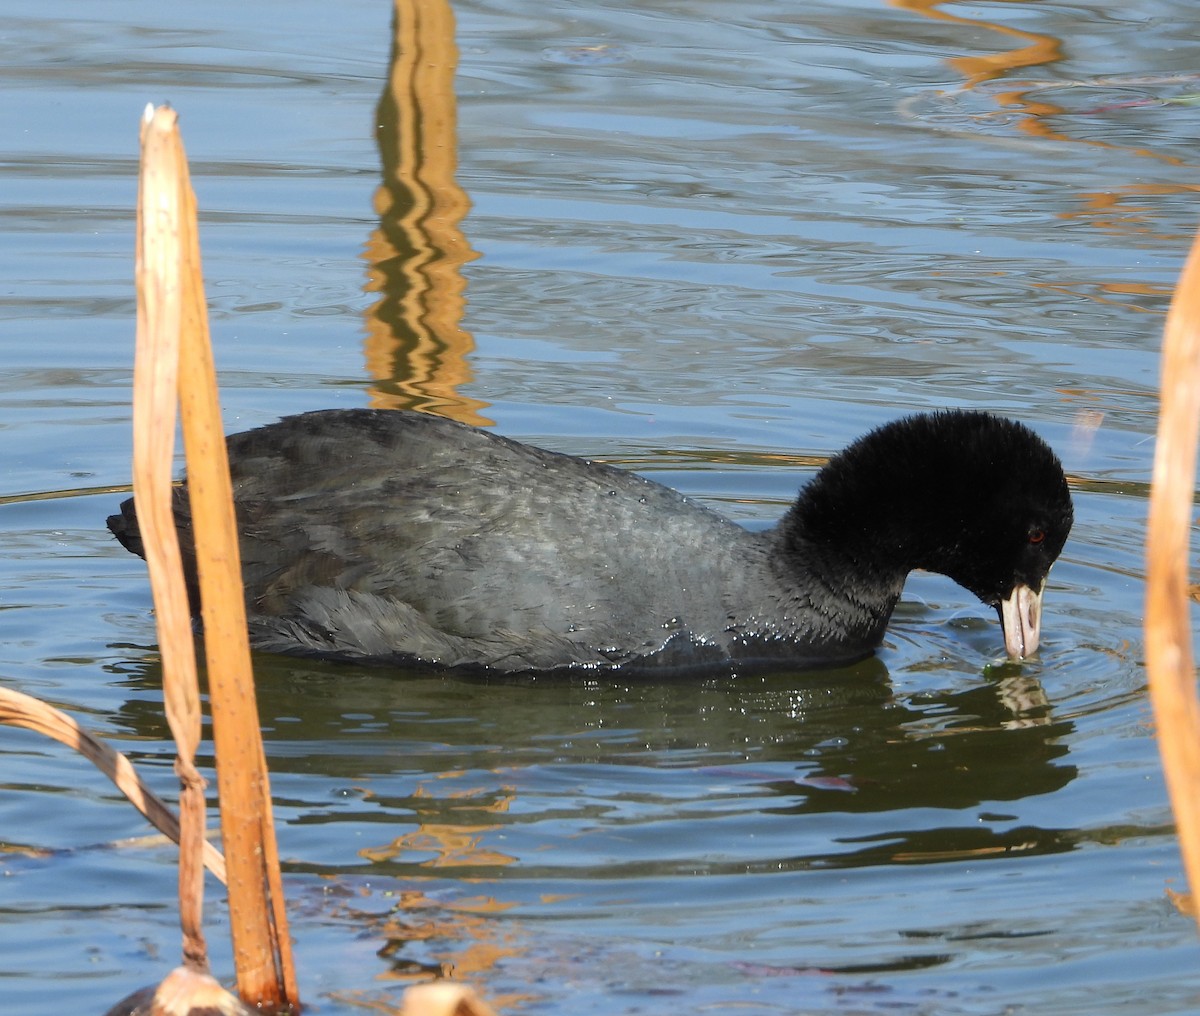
[
  {"left": 135, "top": 103, "right": 212, "bottom": 974},
  {"left": 1145, "top": 216, "right": 1200, "bottom": 933},
  {"left": 0, "top": 686, "right": 226, "bottom": 883},
  {"left": 401, "top": 983, "right": 499, "bottom": 1016},
  {"left": 137, "top": 104, "right": 297, "bottom": 1010}
]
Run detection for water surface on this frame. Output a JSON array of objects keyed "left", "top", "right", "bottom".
[{"left": 2, "top": 1, "right": 1199, "bottom": 1013}]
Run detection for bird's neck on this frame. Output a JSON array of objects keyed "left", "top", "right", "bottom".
[{"left": 766, "top": 515, "right": 906, "bottom": 650}]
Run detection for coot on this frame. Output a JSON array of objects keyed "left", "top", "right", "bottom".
[{"left": 107, "top": 408, "right": 1072, "bottom": 675}]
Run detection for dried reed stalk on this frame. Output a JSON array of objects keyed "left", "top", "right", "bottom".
[
  {"left": 135, "top": 102, "right": 213, "bottom": 979},
  {"left": 0, "top": 686, "right": 226, "bottom": 882},
  {"left": 136, "top": 104, "right": 297, "bottom": 1008},
  {"left": 104, "top": 966, "right": 253, "bottom": 1016},
  {"left": 402, "top": 983, "right": 499, "bottom": 1016},
  {"left": 1145, "top": 217, "right": 1200, "bottom": 932}
]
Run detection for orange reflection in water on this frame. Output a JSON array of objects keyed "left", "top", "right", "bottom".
[
  {"left": 891, "top": 0, "right": 1062, "bottom": 90},
  {"left": 325, "top": 888, "right": 534, "bottom": 1011},
  {"left": 322, "top": 774, "right": 532, "bottom": 1008},
  {"left": 891, "top": 0, "right": 1200, "bottom": 225},
  {"left": 1066, "top": 185, "right": 1200, "bottom": 238},
  {"left": 1032, "top": 277, "right": 1174, "bottom": 314},
  {"left": 359, "top": 782, "right": 518, "bottom": 870},
  {"left": 363, "top": 0, "right": 489, "bottom": 425}
]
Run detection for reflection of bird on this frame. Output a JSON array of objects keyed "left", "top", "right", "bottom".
[{"left": 108, "top": 408, "right": 1072, "bottom": 675}]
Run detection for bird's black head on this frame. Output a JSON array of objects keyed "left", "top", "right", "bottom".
[{"left": 791, "top": 410, "right": 1073, "bottom": 656}]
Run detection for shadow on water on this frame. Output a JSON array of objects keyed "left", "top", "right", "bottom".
[{"left": 109, "top": 648, "right": 1077, "bottom": 878}]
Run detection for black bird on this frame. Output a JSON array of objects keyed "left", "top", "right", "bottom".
[{"left": 107, "top": 408, "right": 1073, "bottom": 675}]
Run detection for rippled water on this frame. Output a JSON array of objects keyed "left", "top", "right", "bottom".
[{"left": 3, "top": 0, "right": 1200, "bottom": 1013}]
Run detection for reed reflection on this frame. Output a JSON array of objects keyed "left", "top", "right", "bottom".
[
  {"left": 364, "top": 0, "right": 488, "bottom": 425},
  {"left": 892, "top": 0, "right": 1199, "bottom": 233}
]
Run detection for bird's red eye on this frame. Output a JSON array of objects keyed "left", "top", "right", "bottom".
[{"left": 1029, "top": 529, "right": 1046, "bottom": 544}]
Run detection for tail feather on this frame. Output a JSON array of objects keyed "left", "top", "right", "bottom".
[
  {"left": 106, "top": 497, "right": 145, "bottom": 559},
  {"left": 107, "top": 493, "right": 204, "bottom": 614}
]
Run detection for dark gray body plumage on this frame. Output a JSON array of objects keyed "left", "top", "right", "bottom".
[{"left": 109, "top": 409, "right": 884, "bottom": 673}]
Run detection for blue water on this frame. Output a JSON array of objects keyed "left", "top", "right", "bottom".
[{"left": 2, "top": 0, "right": 1199, "bottom": 1012}]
